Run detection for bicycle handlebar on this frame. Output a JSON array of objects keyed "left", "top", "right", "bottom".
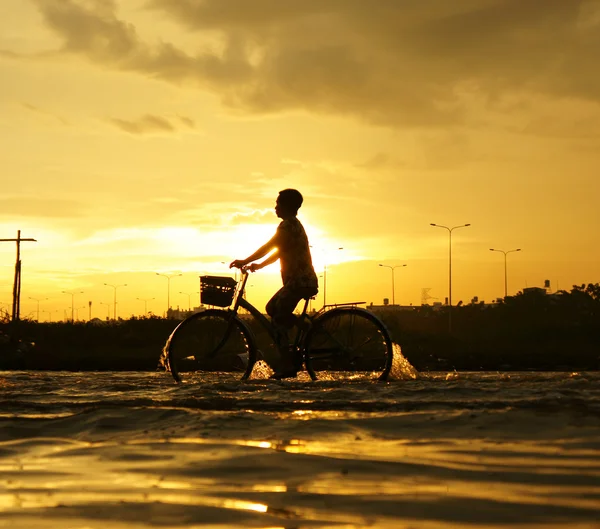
[{"left": 232, "top": 264, "right": 255, "bottom": 275}]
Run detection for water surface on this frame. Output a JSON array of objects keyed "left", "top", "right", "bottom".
[{"left": 0, "top": 366, "right": 599, "bottom": 528}]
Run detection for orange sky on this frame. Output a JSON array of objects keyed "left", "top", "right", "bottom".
[{"left": 1, "top": 0, "right": 599, "bottom": 321}]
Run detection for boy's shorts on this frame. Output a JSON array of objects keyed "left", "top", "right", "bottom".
[{"left": 266, "top": 285, "right": 318, "bottom": 329}]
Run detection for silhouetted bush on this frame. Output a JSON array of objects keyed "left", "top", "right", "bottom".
[{"left": 1, "top": 284, "right": 599, "bottom": 371}]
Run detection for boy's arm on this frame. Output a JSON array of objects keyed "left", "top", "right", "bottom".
[
  {"left": 249, "top": 249, "right": 279, "bottom": 272},
  {"left": 230, "top": 235, "right": 278, "bottom": 269}
]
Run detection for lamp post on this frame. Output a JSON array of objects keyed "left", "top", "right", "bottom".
[
  {"left": 42, "top": 309, "right": 59, "bottom": 322},
  {"left": 28, "top": 296, "right": 48, "bottom": 321},
  {"left": 319, "top": 247, "right": 343, "bottom": 307},
  {"left": 490, "top": 248, "right": 521, "bottom": 298},
  {"left": 137, "top": 297, "right": 155, "bottom": 315},
  {"left": 99, "top": 301, "right": 111, "bottom": 320},
  {"left": 156, "top": 273, "right": 182, "bottom": 316},
  {"left": 179, "top": 291, "right": 198, "bottom": 311},
  {"left": 62, "top": 290, "right": 84, "bottom": 322},
  {"left": 76, "top": 305, "right": 87, "bottom": 322},
  {"left": 104, "top": 283, "right": 127, "bottom": 320},
  {"left": 378, "top": 264, "right": 407, "bottom": 306},
  {"left": 430, "top": 223, "right": 471, "bottom": 332}
]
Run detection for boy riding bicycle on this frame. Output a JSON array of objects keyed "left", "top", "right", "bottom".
[{"left": 230, "top": 189, "right": 318, "bottom": 379}]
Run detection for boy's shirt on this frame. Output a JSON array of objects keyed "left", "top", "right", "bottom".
[{"left": 274, "top": 217, "right": 319, "bottom": 291}]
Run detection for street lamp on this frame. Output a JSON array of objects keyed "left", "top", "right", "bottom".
[
  {"left": 315, "top": 247, "right": 343, "bottom": 307},
  {"left": 99, "top": 301, "right": 111, "bottom": 320},
  {"left": 430, "top": 223, "right": 471, "bottom": 331},
  {"left": 378, "top": 264, "right": 407, "bottom": 306},
  {"left": 490, "top": 248, "right": 522, "bottom": 298},
  {"left": 76, "top": 304, "right": 87, "bottom": 322},
  {"left": 28, "top": 296, "right": 48, "bottom": 321},
  {"left": 179, "top": 291, "right": 198, "bottom": 311},
  {"left": 136, "top": 297, "right": 155, "bottom": 315},
  {"left": 104, "top": 283, "right": 127, "bottom": 320},
  {"left": 42, "top": 309, "right": 59, "bottom": 322},
  {"left": 62, "top": 290, "right": 84, "bottom": 322},
  {"left": 156, "top": 273, "right": 182, "bottom": 316}
]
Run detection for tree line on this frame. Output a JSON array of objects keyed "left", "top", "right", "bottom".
[{"left": 1, "top": 284, "right": 599, "bottom": 372}]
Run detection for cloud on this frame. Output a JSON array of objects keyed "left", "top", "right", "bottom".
[
  {"left": 228, "top": 209, "right": 274, "bottom": 225},
  {"left": 20, "top": 102, "right": 70, "bottom": 125},
  {"left": 29, "top": 0, "right": 600, "bottom": 129},
  {"left": 356, "top": 153, "right": 395, "bottom": 171},
  {"left": 0, "top": 196, "right": 85, "bottom": 219},
  {"left": 107, "top": 113, "right": 193, "bottom": 135}
]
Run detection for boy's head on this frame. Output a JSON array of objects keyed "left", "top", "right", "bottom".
[{"left": 276, "top": 189, "right": 303, "bottom": 218}]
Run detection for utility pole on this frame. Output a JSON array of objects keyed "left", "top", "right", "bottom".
[
  {"left": 490, "top": 248, "right": 522, "bottom": 298},
  {"left": 378, "top": 264, "right": 407, "bottom": 305},
  {"left": 104, "top": 283, "right": 127, "bottom": 320},
  {"left": 430, "top": 223, "right": 471, "bottom": 332},
  {"left": 0, "top": 230, "right": 37, "bottom": 321}
]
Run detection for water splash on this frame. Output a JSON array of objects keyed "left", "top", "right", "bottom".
[
  {"left": 389, "top": 343, "right": 419, "bottom": 380},
  {"left": 249, "top": 359, "right": 274, "bottom": 379},
  {"left": 157, "top": 342, "right": 170, "bottom": 372}
]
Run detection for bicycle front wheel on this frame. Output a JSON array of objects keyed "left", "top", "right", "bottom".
[
  {"left": 165, "top": 309, "right": 257, "bottom": 383},
  {"left": 304, "top": 307, "right": 394, "bottom": 381}
]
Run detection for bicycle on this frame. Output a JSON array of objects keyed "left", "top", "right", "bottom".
[{"left": 164, "top": 268, "right": 394, "bottom": 383}]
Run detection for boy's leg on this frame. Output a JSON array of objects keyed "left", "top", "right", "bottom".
[{"left": 266, "top": 287, "right": 304, "bottom": 372}]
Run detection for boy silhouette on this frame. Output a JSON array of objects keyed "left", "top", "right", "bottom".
[{"left": 230, "top": 189, "right": 318, "bottom": 378}]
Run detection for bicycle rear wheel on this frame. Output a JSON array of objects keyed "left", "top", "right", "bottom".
[
  {"left": 303, "top": 307, "right": 394, "bottom": 381},
  {"left": 165, "top": 309, "right": 257, "bottom": 383}
]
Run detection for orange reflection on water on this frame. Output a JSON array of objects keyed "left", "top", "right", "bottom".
[
  {"left": 292, "top": 410, "right": 313, "bottom": 417},
  {"left": 222, "top": 499, "right": 268, "bottom": 513},
  {"left": 251, "top": 484, "right": 288, "bottom": 493},
  {"left": 243, "top": 440, "right": 272, "bottom": 449}
]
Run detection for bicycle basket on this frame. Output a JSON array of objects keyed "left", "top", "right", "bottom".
[{"left": 200, "top": 275, "right": 237, "bottom": 307}]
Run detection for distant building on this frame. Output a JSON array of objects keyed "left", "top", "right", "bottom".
[
  {"left": 523, "top": 287, "right": 547, "bottom": 295},
  {"left": 166, "top": 306, "right": 206, "bottom": 320},
  {"left": 367, "top": 302, "right": 416, "bottom": 313}
]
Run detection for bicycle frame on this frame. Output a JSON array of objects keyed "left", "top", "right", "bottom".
[
  {"left": 229, "top": 270, "right": 367, "bottom": 352},
  {"left": 204, "top": 269, "right": 280, "bottom": 361},
  {"left": 172, "top": 268, "right": 393, "bottom": 381},
  {"left": 228, "top": 269, "right": 313, "bottom": 355}
]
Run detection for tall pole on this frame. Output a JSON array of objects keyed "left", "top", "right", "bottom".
[
  {"left": 76, "top": 305, "right": 88, "bottom": 322},
  {"left": 1, "top": 230, "right": 36, "bottom": 321},
  {"left": 28, "top": 297, "right": 48, "bottom": 322},
  {"left": 179, "top": 291, "right": 198, "bottom": 311},
  {"left": 378, "top": 264, "right": 407, "bottom": 305},
  {"left": 100, "top": 302, "right": 111, "bottom": 320},
  {"left": 490, "top": 248, "right": 521, "bottom": 298},
  {"left": 323, "top": 263, "right": 327, "bottom": 307},
  {"left": 431, "top": 223, "right": 470, "bottom": 331},
  {"left": 62, "top": 290, "right": 84, "bottom": 322},
  {"left": 319, "top": 247, "right": 343, "bottom": 307},
  {"left": 42, "top": 310, "right": 58, "bottom": 322},
  {"left": 156, "top": 273, "right": 182, "bottom": 317},
  {"left": 137, "top": 297, "right": 155, "bottom": 315},
  {"left": 104, "top": 283, "right": 127, "bottom": 320}
]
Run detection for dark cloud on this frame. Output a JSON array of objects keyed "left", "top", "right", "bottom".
[
  {"left": 30, "top": 0, "right": 600, "bottom": 129},
  {"left": 107, "top": 114, "right": 192, "bottom": 135}
]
